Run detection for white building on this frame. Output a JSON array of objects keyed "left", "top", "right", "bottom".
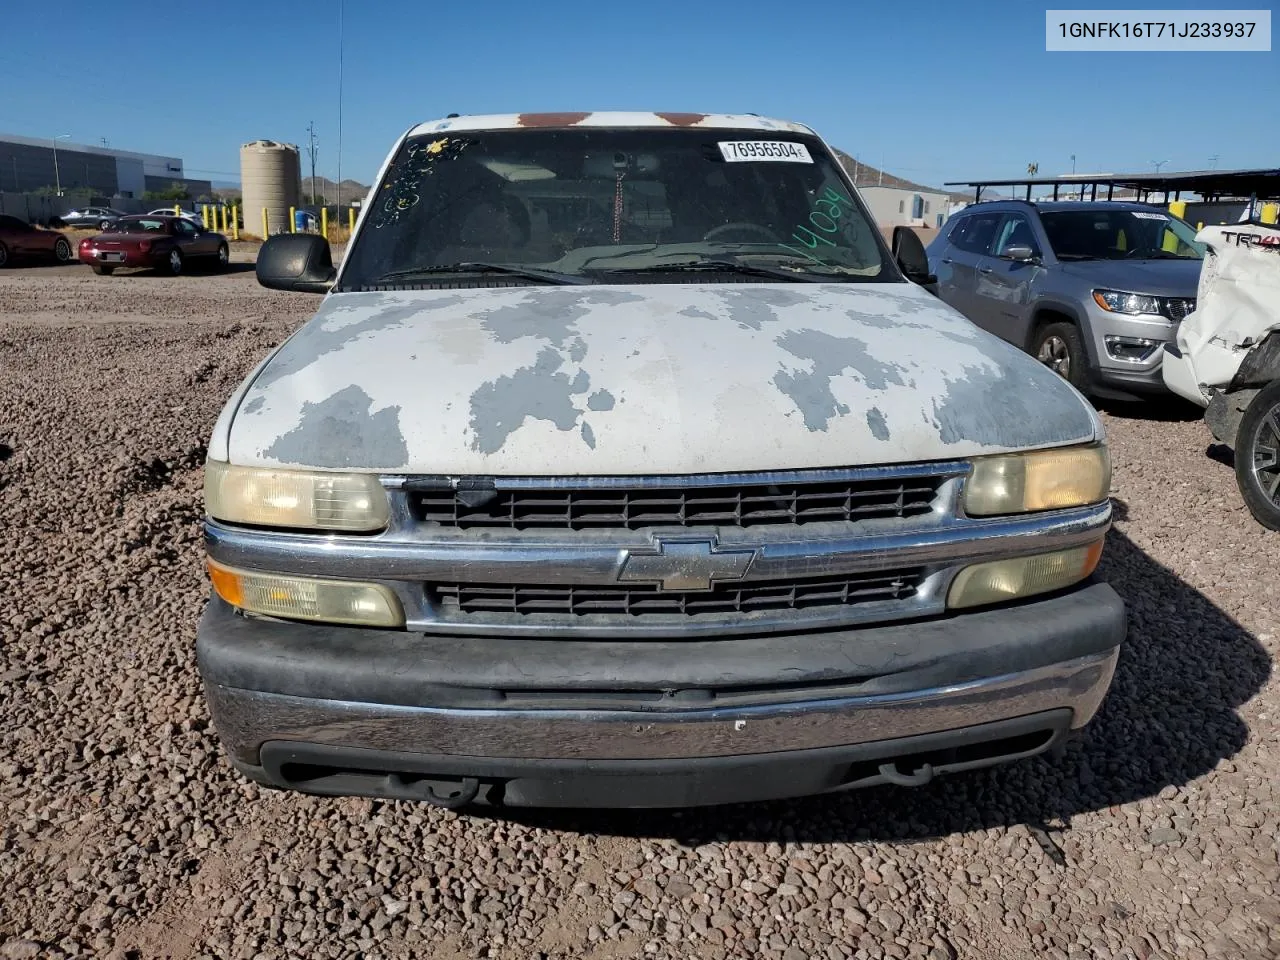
[
  {"left": 0, "top": 132, "right": 207, "bottom": 198},
  {"left": 855, "top": 185, "right": 952, "bottom": 229}
]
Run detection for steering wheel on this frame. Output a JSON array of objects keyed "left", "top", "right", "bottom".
[{"left": 703, "top": 222, "right": 779, "bottom": 243}]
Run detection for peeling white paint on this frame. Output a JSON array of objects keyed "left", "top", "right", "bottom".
[{"left": 224, "top": 281, "right": 1099, "bottom": 475}]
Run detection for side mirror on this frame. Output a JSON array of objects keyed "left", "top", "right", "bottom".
[
  {"left": 1000, "top": 244, "right": 1038, "bottom": 262},
  {"left": 892, "top": 226, "right": 937, "bottom": 286},
  {"left": 256, "top": 233, "right": 336, "bottom": 293}
]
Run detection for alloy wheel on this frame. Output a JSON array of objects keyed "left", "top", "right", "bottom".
[
  {"left": 1036, "top": 335, "right": 1071, "bottom": 378},
  {"left": 1251, "top": 403, "right": 1280, "bottom": 505},
  {"left": 169, "top": 250, "right": 183, "bottom": 275}
]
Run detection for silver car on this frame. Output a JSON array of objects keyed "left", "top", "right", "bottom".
[{"left": 927, "top": 200, "right": 1204, "bottom": 399}]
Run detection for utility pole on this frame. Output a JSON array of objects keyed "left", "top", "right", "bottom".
[
  {"left": 52, "top": 134, "right": 71, "bottom": 196},
  {"left": 100, "top": 138, "right": 108, "bottom": 149},
  {"left": 305, "top": 121, "right": 319, "bottom": 204},
  {"left": 336, "top": 0, "right": 345, "bottom": 216}
]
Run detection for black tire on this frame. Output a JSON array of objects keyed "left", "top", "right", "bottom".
[
  {"left": 92, "top": 264, "right": 115, "bottom": 276},
  {"left": 54, "top": 238, "right": 72, "bottom": 263},
  {"left": 1032, "top": 321, "right": 1089, "bottom": 393},
  {"left": 99, "top": 220, "right": 111, "bottom": 231},
  {"left": 213, "top": 242, "right": 229, "bottom": 272},
  {"left": 1234, "top": 380, "right": 1280, "bottom": 531},
  {"left": 163, "top": 248, "right": 184, "bottom": 276},
  {"left": 0, "top": 242, "right": 8, "bottom": 269}
]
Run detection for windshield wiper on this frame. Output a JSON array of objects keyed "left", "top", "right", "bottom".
[
  {"left": 1054, "top": 253, "right": 1103, "bottom": 261},
  {"left": 367, "top": 262, "right": 590, "bottom": 286},
  {"left": 586, "top": 260, "right": 830, "bottom": 283}
]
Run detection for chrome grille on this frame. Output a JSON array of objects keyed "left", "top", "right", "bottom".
[
  {"left": 1164, "top": 298, "right": 1195, "bottom": 322},
  {"left": 409, "top": 476, "right": 944, "bottom": 530},
  {"left": 430, "top": 569, "right": 924, "bottom": 617}
]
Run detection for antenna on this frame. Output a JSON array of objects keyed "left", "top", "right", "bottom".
[{"left": 335, "top": 0, "right": 344, "bottom": 216}]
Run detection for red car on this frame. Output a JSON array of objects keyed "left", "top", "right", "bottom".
[
  {"left": 78, "top": 215, "right": 230, "bottom": 276},
  {"left": 0, "top": 215, "right": 74, "bottom": 268}
]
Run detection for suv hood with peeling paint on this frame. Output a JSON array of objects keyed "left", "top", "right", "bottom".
[{"left": 223, "top": 282, "right": 1101, "bottom": 475}]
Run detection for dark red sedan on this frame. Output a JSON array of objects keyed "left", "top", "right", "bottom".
[
  {"left": 78, "top": 215, "right": 230, "bottom": 276},
  {"left": 0, "top": 215, "right": 74, "bottom": 268}
]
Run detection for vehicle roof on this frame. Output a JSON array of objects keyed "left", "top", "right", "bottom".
[
  {"left": 959, "top": 199, "right": 1174, "bottom": 215},
  {"left": 408, "top": 112, "right": 816, "bottom": 138}
]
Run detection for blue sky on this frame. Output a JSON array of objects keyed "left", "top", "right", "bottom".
[{"left": 0, "top": 0, "right": 1274, "bottom": 188}]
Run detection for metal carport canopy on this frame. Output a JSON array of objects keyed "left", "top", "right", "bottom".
[{"left": 945, "top": 168, "right": 1280, "bottom": 204}]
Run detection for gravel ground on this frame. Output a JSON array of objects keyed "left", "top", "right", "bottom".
[{"left": 1, "top": 259, "right": 1277, "bottom": 960}]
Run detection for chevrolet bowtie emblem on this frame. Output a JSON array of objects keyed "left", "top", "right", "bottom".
[{"left": 617, "top": 537, "right": 759, "bottom": 592}]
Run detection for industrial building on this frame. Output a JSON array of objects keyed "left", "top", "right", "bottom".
[{"left": 0, "top": 132, "right": 212, "bottom": 199}]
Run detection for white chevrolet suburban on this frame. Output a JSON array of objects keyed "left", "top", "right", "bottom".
[{"left": 197, "top": 112, "right": 1124, "bottom": 808}]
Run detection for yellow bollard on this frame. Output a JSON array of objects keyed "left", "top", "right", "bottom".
[
  {"left": 262, "top": 207, "right": 269, "bottom": 239},
  {"left": 218, "top": 206, "right": 226, "bottom": 233},
  {"left": 1196, "top": 222, "right": 1203, "bottom": 231},
  {"left": 201, "top": 205, "right": 209, "bottom": 229},
  {"left": 231, "top": 205, "right": 239, "bottom": 241},
  {"left": 289, "top": 206, "right": 297, "bottom": 234},
  {"left": 1263, "top": 203, "right": 1280, "bottom": 225},
  {"left": 174, "top": 204, "right": 181, "bottom": 217},
  {"left": 321, "top": 207, "right": 328, "bottom": 240},
  {"left": 348, "top": 207, "right": 355, "bottom": 233},
  {"left": 1168, "top": 200, "right": 1186, "bottom": 220}
]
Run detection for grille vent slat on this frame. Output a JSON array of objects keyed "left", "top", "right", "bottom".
[
  {"left": 431, "top": 570, "right": 923, "bottom": 618},
  {"left": 412, "top": 477, "right": 942, "bottom": 530}
]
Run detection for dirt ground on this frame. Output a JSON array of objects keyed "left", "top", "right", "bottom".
[{"left": 1, "top": 257, "right": 1277, "bottom": 960}]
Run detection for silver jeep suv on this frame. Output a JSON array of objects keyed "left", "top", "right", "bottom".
[{"left": 927, "top": 200, "right": 1204, "bottom": 400}]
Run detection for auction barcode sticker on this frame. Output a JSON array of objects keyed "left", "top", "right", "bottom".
[{"left": 718, "top": 141, "right": 812, "bottom": 163}]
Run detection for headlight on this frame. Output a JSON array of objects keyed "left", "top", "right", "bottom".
[
  {"left": 964, "top": 445, "right": 1111, "bottom": 516},
  {"left": 947, "top": 541, "right": 1104, "bottom": 609},
  {"left": 208, "top": 560, "right": 405, "bottom": 627},
  {"left": 1092, "top": 289, "right": 1163, "bottom": 316},
  {"left": 204, "top": 461, "right": 389, "bottom": 531}
]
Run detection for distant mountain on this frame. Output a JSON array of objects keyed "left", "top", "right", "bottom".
[
  {"left": 831, "top": 149, "right": 972, "bottom": 204},
  {"left": 211, "top": 176, "right": 371, "bottom": 204},
  {"left": 300, "top": 176, "right": 370, "bottom": 203}
]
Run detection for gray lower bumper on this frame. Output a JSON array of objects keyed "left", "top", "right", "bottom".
[
  {"left": 207, "top": 648, "right": 1116, "bottom": 763},
  {"left": 198, "top": 582, "right": 1125, "bottom": 806}
]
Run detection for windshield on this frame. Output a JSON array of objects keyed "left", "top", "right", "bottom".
[
  {"left": 1040, "top": 208, "right": 1205, "bottom": 260},
  {"left": 339, "top": 128, "right": 894, "bottom": 288}
]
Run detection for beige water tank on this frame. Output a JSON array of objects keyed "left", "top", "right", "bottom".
[{"left": 240, "top": 140, "right": 302, "bottom": 237}]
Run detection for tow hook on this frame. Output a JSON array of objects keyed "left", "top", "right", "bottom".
[
  {"left": 387, "top": 773, "right": 481, "bottom": 808},
  {"left": 877, "top": 760, "right": 935, "bottom": 787}
]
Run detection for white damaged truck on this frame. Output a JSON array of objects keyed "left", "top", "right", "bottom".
[
  {"left": 197, "top": 113, "right": 1123, "bottom": 808},
  {"left": 1163, "top": 220, "right": 1280, "bottom": 530}
]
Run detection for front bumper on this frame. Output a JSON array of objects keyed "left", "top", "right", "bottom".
[
  {"left": 198, "top": 581, "right": 1125, "bottom": 808},
  {"left": 1083, "top": 304, "right": 1179, "bottom": 398}
]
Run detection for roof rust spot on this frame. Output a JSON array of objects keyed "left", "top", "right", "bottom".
[
  {"left": 655, "top": 112, "right": 707, "bottom": 127},
  {"left": 516, "top": 112, "right": 591, "bottom": 128}
]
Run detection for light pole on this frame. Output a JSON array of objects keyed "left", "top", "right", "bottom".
[
  {"left": 51, "top": 134, "right": 71, "bottom": 196},
  {"left": 1070, "top": 154, "right": 1076, "bottom": 174},
  {"left": 1208, "top": 154, "right": 1220, "bottom": 170},
  {"left": 1151, "top": 159, "right": 1169, "bottom": 174}
]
